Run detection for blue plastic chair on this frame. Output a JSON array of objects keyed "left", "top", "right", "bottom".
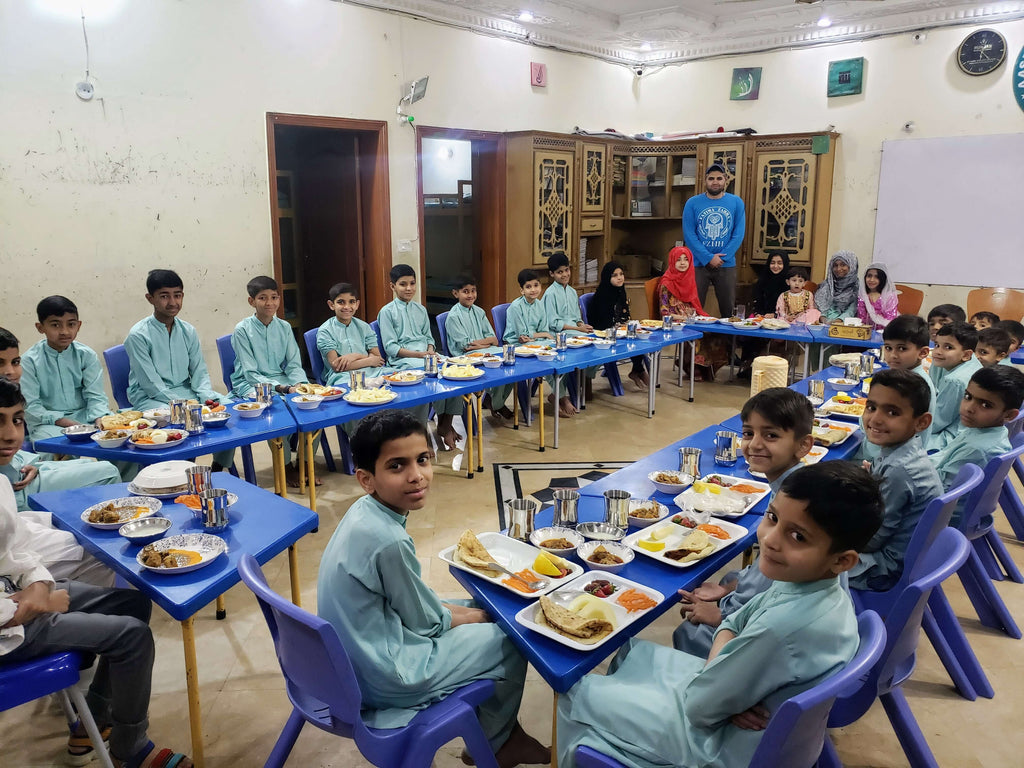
[
  {"left": 103, "top": 344, "right": 132, "bottom": 410},
  {"left": 491, "top": 302, "right": 537, "bottom": 426},
  {"left": 855, "top": 463, "right": 989, "bottom": 700},
  {"left": 574, "top": 612, "right": 886, "bottom": 768},
  {"left": 822, "top": 528, "right": 971, "bottom": 768},
  {"left": 998, "top": 417, "right": 1024, "bottom": 540},
  {"left": 0, "top": 651, "right": 115, "bottom": 768},
  {"left": 214, "top": 335, "right": 258, "bottom": 484},
  {"left": 238, "top": 554, "right": 499, "bottom": 768},
  {"left": 436, "top": 310, "right": 451, "bottom": 356},
  {"left": 369, "top": 320, "right": 386, "bottom": 364},
  {"left": 578, "top": 291, "right": 625, "bottom": 397},
  {"left": 947, "top": 438, "right": 1024, "bottom": 639},
  {"left": 302, "top": 327, "right": 355, "bottom": 475}
]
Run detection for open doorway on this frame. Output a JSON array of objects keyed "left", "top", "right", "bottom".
[
  {"left": 416, "top": 127, "right": 504, "bottom": 322},
  {"left": 266, "top": 113, "right": 392, "bottom": 358}
]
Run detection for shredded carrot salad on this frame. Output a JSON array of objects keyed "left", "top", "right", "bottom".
[
  {"left": 697, "top": 524, "right": 732, "bottom": 540},
  {"left": 615, "top": 589, "right": 657, "bottom": 613},
  {"left": 501, "top": 569, "right": 539, "bottom": 593}
]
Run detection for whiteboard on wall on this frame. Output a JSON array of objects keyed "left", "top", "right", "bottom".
[{"left": 873, "top": 134, "right": 1024, "bottom": 289}]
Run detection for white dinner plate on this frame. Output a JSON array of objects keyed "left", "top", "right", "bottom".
[
  {"left": 136, "top": 533, "right": 228, "bottom": 575},
  {"left": 81, "top": 497, "right": 163, "bottom": 529},
  {"left": 438, "top": 532, "right": 583, "bottom": 598}
]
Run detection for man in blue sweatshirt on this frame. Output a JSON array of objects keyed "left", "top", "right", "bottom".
[{"left": 682, "top": 163, "right": 746, "bottom": 316}]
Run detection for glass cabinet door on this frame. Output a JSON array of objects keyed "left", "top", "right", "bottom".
[
  {"left": 706, "top": 143, "right": 744, "bottom": 195},
  {"left": 752, "top": 151, "right": 817, "bottom": 265},
  {"left": 581, "top": 143, "right": 606, "bottom": 213},
  {"left": 611, "top": 154, "right": 628, "bottom": 218},
  {"left": 534, "top": 150, "right": 574, "bottom": 264},
  {"left": 630, "top": 155, "right": 668, "bottom": 218},
  {"left": 668, "top": 154, "right": 697, "bottom": 219}
]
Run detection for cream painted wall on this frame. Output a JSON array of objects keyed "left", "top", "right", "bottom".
[{"left": 1, "top": 1, "right": 1021, "bottom": 391}]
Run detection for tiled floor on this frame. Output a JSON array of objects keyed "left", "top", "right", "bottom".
[{"left": 5, "top": 363, "right": 1024, "bottom": 767}]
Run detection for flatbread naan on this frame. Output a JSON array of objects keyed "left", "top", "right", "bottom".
[
  {"left": 536, "top": 595, "right": 613, "bottom": 646},
  {"left": 455, "top": 530, "right": 501, "bottom": 576},
  {"left": 812, "top": 426, "right": 849, "bottom": 447},
  {"left": 665, "top": 530, "right": 715, "bottom": 563},
  {"left": 100, "top": 411, "right": 143, "bottom": 430}
]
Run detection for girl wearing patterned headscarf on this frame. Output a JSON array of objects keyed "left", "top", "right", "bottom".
[
  {"left": 856, "top": 262, "right": 899, "bottom": 329},
  {"left": 815, "top": 250, "right": 860, "bottom": 321}
]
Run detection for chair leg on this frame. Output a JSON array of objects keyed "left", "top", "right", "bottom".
[
  {"left": 318, "top": 430, "right": 338, "bottom": 473},
  {"left": 973, "top": 536, "right": 1005, "bottom": 582},
  {"left": 603, "top": 362, "right": 624, "bottom": 396},
  {"left": 265, "top": 709, "right": 306, "bottom": 768},
  {"left": 921, "top": 597, "right": 983, "bottom": 700},
  {"left": 817, "top": 736, "right": 843, "bottom": 768},
  {"left": 67, "top": 686, "right": 115, "bottom": 768},
  {"left": 517, "top": 381, "right": 533, "bottom": 426},
  {"left": 986, "top": 529, "right": 1024, "bottom": 583},
  {"left": 879, "top": 689, "right": 940, "bottom": 768},
  {"left": 227, "top": 462, "right": 240, "bottom": 478},
  {"left": 959, "top": 550, "right": 1022, "bottom": 638},
  {"left": 1000, "top": 481, "right": 1024, "bottom": 541},
  {"left": 241, "top": 445, "right": 257, "bottom": 485},
  {"left": 335, "top": 426, "right": 356, "bottom": 475}
]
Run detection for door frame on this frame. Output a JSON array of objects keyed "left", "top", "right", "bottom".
[
  {"left": 415, "top": 125, "right": 506, "bottom": 313},
  {"left": 266, "top": 112, "right": 393, "bottom": 317}
]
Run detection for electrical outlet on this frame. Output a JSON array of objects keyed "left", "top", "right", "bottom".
[
  {"left": 398, "top": 239, "right": 412, "bottom": 253},
  {"left": 75, "top": 82, "right": 94, "bottom": 101}
]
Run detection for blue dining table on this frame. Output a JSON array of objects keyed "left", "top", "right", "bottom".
[
  {"left": 29, "top": 474, "right": 319, "bottom": 767},
  {"left": 689, "top": 320, "right": 817, "bottom": 379}
]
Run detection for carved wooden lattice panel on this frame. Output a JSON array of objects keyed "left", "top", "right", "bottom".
[
  {"left": 753, "top": 152, "right": 816, "bottom": 264},
  {"left": 707, "top": 143, "right": 744, "bottom": 196},
  {"left": 581, "top": 143, "right": 605, "bottom": 213},
  {"left": 534, "top": 150, "right": 573, "bottom": 264}
]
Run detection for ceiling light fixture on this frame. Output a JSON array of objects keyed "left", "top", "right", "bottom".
[
  {"left": 640, "top": 42, "right": 652, "bottom": 52},
  {"left": 817, "top": 14, "right": 832, "bottom": 28},
  {"left": 518, "top": 11, "right": 534, "bottom": 23}
]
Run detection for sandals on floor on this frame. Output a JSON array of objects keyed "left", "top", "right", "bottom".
[
  {"left": 115, "top": 741, "right": 193, "bottom": 768},
  {"left": 67, "top": 721, "right": 111, "bottom": 766}
]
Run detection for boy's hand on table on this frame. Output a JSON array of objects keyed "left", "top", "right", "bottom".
[
  {"left": 446, "top": 604, "right": 492, "bottom": 627},
  {"left": 366, "top": 353, "right": 384, "bottom": 367},
  {"left": 5, "top": 582, "right": 61, "bottom": 627},
  {"left": 678, "top": 594, "right": 723, "bottom": 627},
  {"left": 730, "top": 704, "right": 770, "bottom": 731},
  {"left": 329, "top": 357, "right": 346, "bottom": 372},
  {"left": 518, "top": 335, "right": 532, "bottom": 344},
  {"left": 12, "top": 465, "right": 39, "bottom": 491},
  {"left": 55, "top": 418, "right": 79, "bottom": 428},
  {"left": 689, "top": 581, "right": 733, "bottom": 602},
  {"left": 576, "top": 321, "right": 594, "bottom": 333}
]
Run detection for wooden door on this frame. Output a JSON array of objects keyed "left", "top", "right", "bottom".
[
  {"left": 580, "top": 143, "right": 606, "bottom": 213},
  {"left": 533, "top": 150, "right": 574, "bottom": 265},
  {"left": 751, "top": 151, "right": 817, "bottom": 267}
]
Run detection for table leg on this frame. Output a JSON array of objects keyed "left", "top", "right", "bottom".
[
  {"left": 463, "top": 394, "right": 474, "bottom": 479},
  {"left": 296, "top": 435, "right": 307, "bottom": 494},
  {"left": 677, "top": 343, "right": 684, "bottom": 388},
  {"left": 551, "top": 691, "right": 559, "bottom": 768},
  {"left": 689, "top": 341, "right": 696, "bottom": 402},
  {"left": 181, "top": 617, "right": 205, "bottom": 768},
  {"left": 476, "top": 394, "right": 484, "bottom": 473},
  {"left": 305, "top": 431, "right": 317, "bottom": 512},
  {"left": 215, "top": 594, "right": 226, "bottom": 621},
  {"left": 577, "top": 369, "right": 585, "bottom": 411},
  {"left": 647, "top": 352, "right": 656, "bottom": 418},
  {"left": 269, "top": 437, "right": 286, "bottom": 497},
  {"left": 553, "top": 375, "right": 560, "bottom": 450},
  {"left": 288, "top": 543, "right": 301, "bottom": 607},
  {"left": 801, "top": 343, "right": 810, "bottom": 381},
  {"left": 729, "top": 336, "right": 736, "bottom": 381},
  {"left": 538, "top": 379, "right": 546, "bottom": 452},
  {"left": 818, "top": 344, "right": 825, "bottom": 372},
  {"left": 512, "top": 384, "right": 520, "bottom": 430}
]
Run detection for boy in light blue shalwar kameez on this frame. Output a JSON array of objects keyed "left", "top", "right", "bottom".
[
  {"left": 378, "top": 266, "right": 463, "bottom": 450},
  {"left": 21, "top": 341, "right": 109, "bottom": 445},
  {"left": 444, "top": 276, "right": 514, "bottom": 419},
  {"left": 928, "top": 322, "right": 983, "bottom": 451},
  {"left": 674, "top": 388, "right": 817, "bottom": 659},
  {"left": 124, "top": 270, "right": 234, "bottom": 469},
  {"left": 852, "top": 369, "right": 942, "bottom": 591},
  {"left": 317, "top": 412, "right": 549, "bottom": 766},
  {"left": 930, "top": 366, "right": 1023, "bottom": 527},
  {"left": 559, "top": 461, "right": 881, "bottom": 768},
  {"left": 542, "top": 254, "right": 596, "bottom": 391},
  {"left": 0, "top": 326, "right": 120, "bottom": 512},
  {"left": 505, "top": 269, "right": 576, "bottom": 417}
]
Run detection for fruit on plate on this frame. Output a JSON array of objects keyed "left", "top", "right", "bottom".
[
  {"left": 583, "top": 579, "right": 618, "bottom": 598},
  {"left": 834, "top": 393, "right": 854, "bottom": 404},
  {"left": 532, "top": 551, "right": 570, "bottom": 578},
  {"left": 636, "top": 537, "right": 666, "bottom": 552},
  {"left": 692, "top": 481, "right": 721, "bottom": 495},
  {"left": 650, "top": 525, "right": 675, "bottom": 540},
  {"left": 570, "top": 594, "right": 618, "bottom": 626}
]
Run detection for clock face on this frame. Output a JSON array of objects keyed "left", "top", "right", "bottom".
[{"left": 957, "top": 29, "right": 1007, "bottom": 76}]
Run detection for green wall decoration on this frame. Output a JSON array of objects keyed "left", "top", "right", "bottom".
[
  {"left": 730, "top": 67, "right": 762, "bottom": 101},
  {"left": 827, "top": 57, "right": 865, "bottom": 97},
  {"left": 1014, "top": 46, "right": 1024, "bottom": 114}
]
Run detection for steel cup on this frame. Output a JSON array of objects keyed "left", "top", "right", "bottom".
[
  {"left": 808, "top": 379, "right": 826, "bottom": 405},
  {"left": 605, "top": 328, "right": 618, "bottom": 347},
  {"left": 423, "top": 355, "right": 439, "bottom": 377},
  {"left": 556, "top": 332, "right": 567, "bottom": 351},
  {"left": 185, "top": 403, "right": 205, "bottom": 435},
  {"left": 734, "top": 304, "right": 747, "bottom": 320},
  {"left": 844, "top": 361, "right": 861, "bottom": 381},
  {"left": 255, "top": 382, "right": 274, "bottom": 404},
  {"left": 603, "top": 489, "right": 631, "bottom": 529},
  {"left": 626, "top": 320, "right": 639, "bottom": 339},
  {"left": 506, "top": 499, "right": 538, "bottom": 541},
  {"left": 551, "top": 488, "right": 579, "bottom": 528},
  {"left": 663, "top": 316, "right": 673, "bottom": 331},
  {"left": 503, "top": 344, "right": 516, "bottom": 365},
  {"left": 169, "top": 399, "right": 188, "bottom": 426},
  {"left": 714, "top": 431, "right": 739, "bottom": 467},
  {"left": 859, "top": 353, "right": 875, "bottom": 378},
  {"left": 200, "top": 488, "right": 230, "bottom": 532},
  {"left": 186, "top": 465, "right": 212, "bottom": 495},
  {"left": 679, "top": 446, "right": 702, "bottom": 476}
]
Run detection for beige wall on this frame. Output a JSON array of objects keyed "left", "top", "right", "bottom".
[{"left": 2, "top": 1, "right": 1021, "bottom": 386}]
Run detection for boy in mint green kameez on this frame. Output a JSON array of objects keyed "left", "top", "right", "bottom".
[
  {"left": 124, "top": 269, "right": 234, "bottom": 470},
  {"left": 378, "top": 265, "right": 463, "bottom": 450},
  {"left": 316, "top": 282, "right": 386, "bottom": 389},
  {"left": 542, "top": 253, "right": 597, "bottom": 393},
  {"left": 930, "top": 366, "right": 1023, "bottom": 526},
  {"left": 928, "top": 322, "right": 983, "bottom": 451},
  {"left": 505, "top": 269, "right": 575, "bottom": 418},
  {"left": 231, "top": 276, "right": 315, "bottom": 487},
  {"left": 975, "top": 326, "right": 1013, "bottom": 369},
  {"left": 0, "top": 329, "right": 119, "bottom": 513},
  {"left": 445, "top": 275, "right": 514, "bottom": 420},
  {"left": 559, "top": 462, "right": 881, "bottom": 768},
  {"left": 317, "top": 412, "right": 549, "bottom": 767}
]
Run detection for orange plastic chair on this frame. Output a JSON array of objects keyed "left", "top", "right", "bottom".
[
  {"left": 967, "top": 288, "right": 1024, "bottom": 323},
  {"left": 895, "top": 284, "right": 924, "bottom": 316},
  {"left": 645, "top": 277, "right": 661, "bottom": 319}
]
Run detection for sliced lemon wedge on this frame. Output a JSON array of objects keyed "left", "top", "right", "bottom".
[
  {"left": 637, "top": 538, "right": 666, "bottom": 552},
  {"left": 532, "top": 552, "right": 563, "bottom": 577},
  {"left": 650, "top": 525, "right": 675, "bottom": 541}
]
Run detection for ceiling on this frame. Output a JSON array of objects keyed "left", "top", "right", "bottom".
[{"left": 340, "top": 0, "right": 1024, "bottom": 66}]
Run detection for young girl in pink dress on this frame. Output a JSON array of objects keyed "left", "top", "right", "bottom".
[
  {"left": 776, "top": 267, "right": 821, "bottom": 324},
  {"left": 857, "top": 262, "right": 899, "bottom": 329}
]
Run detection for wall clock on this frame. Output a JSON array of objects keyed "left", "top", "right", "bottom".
[{"left": 957, "top": 29, "right": 1007, "bottom": 76}]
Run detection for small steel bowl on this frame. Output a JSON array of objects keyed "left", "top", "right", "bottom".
[
  {"left": 202, "top": 412, "right": 231, "bottom": 428},
  {"left": 575, "top": 522, "right": 626, "bottom": 541},
  {"left": 482, "top": 356, "right": 502, "bottom": 368},
  {"left": 118, "top": 516, "right": 172, "bottom": 545},
  {"left": 577, "top": 540, "right": 634, "bottom": 573},
  {"left": 62, "top": 424, "right": 98, "bottom": 442},
  {"left": 529, "top": 526, "right": 584, "bottom": 557}
]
